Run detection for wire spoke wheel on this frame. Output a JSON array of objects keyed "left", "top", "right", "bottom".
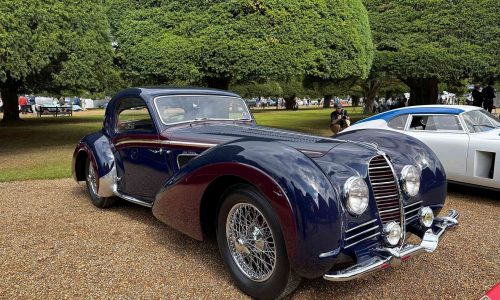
[
  {"left": 226, "top": 203, "right": 276, "bottom": 282},
  {"left": 87, "top": 162, "right": 98, "bottom": 195}
]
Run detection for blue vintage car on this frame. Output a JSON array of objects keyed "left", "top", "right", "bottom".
[{"left": 72, "top": 87, "right": 459, "bottom": 299}]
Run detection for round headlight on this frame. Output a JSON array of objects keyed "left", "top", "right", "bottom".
[
  {"left": 383, "top": 221, "right": 402, "bottom": 246},
  {"left": 401, "top": 165, "right": 420, "bottom": 196},
  {"left": 344, "top": 176, "right": 369, "bottom": 215},
  {"left": 419, "top": 206, "right": 434, "bottom": 228}
]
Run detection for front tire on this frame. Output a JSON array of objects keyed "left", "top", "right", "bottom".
[
  {"left": 85, "top": 158, "right": 116, "bottom": 208},
  {"left": 216, "top": 184, "right": 300, "bottom": 300}
]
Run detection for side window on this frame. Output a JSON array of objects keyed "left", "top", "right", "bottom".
[
  {"left": 409, "top": 115, "right": 463, "bottom": 131},
  {"left": 433, "top": 115, "right": 463, "bottom": 131},
  {"left": 409, "top": 115, "right": 435, "bottom": 131},
  {"left": 388, "top": 114, "right": 408, "bottom": 130},
  {"left": 115, "top": 98, "right": 156, "bottom": 134}
]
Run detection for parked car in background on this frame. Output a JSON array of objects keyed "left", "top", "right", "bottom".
[
  {"left": 244, "top": 98, "right": 257, "bottom": 107},
  {"left": 343, "top": 105, "right": 500, "bottom": 190},
  {"left": 73, "top": 88, "right": 459, "bottom": 299}
]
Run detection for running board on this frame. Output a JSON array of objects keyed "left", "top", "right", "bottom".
[{"left": 113, "top": 189, "right": 153, "bottom": 208}]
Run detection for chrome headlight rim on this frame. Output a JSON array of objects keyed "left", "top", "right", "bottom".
[
  {"left": 401, "top": 165, "right": 421, "bottom": 197},
  {"left": 383, "top": 221, "right": 402, "bottom": 246},
  {"left": 344, "top": 176, "right": 369, "bottom": 216},
  {"left": 419, "top": 206, "right": 434, "bottom": 228}
]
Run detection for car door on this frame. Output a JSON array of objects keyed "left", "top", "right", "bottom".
[
  {"left": 404, "top": 114, "right": 470, "bottom": 181},
  {"left": 112, "top": 97, "right": 173, "bottom": 202}
]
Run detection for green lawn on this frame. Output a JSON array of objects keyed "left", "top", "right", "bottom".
[{"left": 0, "top": 107, "right": 369, "bottom": 182}]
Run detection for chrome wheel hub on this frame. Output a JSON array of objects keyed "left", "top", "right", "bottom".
[
  {"left": 226, "top": 203, "right": 276, "bottom": 282},
  {"left": 87, "top": 163, "right": 98, "bottom": 195}
]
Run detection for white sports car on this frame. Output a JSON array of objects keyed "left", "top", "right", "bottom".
[{"left": 342, "top": 105, "right": 500, "bottom": 190}]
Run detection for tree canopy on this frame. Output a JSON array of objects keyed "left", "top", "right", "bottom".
[
  {"left": 0, "top": 0, "right": 114, "bottom": 122},
  {"left": 109, "top": 0, "right": 373, "bottom": 91},
  {"left": 364, "top": 0, "right": 500, "bottom": 105}
]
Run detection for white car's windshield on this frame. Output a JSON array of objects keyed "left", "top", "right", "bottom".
[
  {"left": 462, "top": 109, "right": 500, "bottom": 133},
  {"left": 154, "top": 95, "right": 252, "bottom": 125}
]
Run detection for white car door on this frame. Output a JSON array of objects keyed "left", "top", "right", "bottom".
[{"left": 404, "top": 114, "right": 470, "bottom": 182}]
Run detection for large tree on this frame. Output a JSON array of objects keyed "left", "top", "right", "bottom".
[
  {"left": 364, "top": 0, "right": 499, "bottom": 105},
  {"left": 109, "top": 0, "right": 373, "bottom": 93},
  {"left": 0, "top": 0, "right": 114, "bottom": 122}
]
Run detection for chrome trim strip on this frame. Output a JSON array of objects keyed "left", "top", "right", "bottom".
[
  {"left": 404, "top": 207, "right": 422, "bottom": 216},
  {"left": 371, "top": 180, "right": 397, "bottom": 186},
  {"left": 404, "top": 201, "right": 423, "bottom": 209},
  {"left": 374, "top": 194, "right": 399, "bottom": 199},
  {"left": 115, "top": 139, "right": 217, "bottom": 148},
  {"left": 113, "top": 190, "right": 153, "bottom": 208},
  {"left": 346, "top": 219, "right": 377, "bottom": 232},
  {"left": 345, "top": 225, "right": 380, "bottom": 241},
  {"left": 324, "top": 209, "right": 459, "bottom": 281},
  {"left": 381, "top": 154, "right": 407, "bottom": 248},
  {"left": 345, "top": 232, "right": 381, "bottom": 249},
  {"left": 379, "top": 207, "right": 400, "bottom": 214},
  {"left": 369, "top": 166, "right": 391, "bottom": 170}
]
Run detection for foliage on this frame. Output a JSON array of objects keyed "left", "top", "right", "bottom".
[
  {"left": 0, "top": 0, "right": 114, "bottom": 121},
  {"left": 364, "top": 0, "right": 499, "bottom": 104},
  {"left": 108, "top": 0, "right": 374, "bottom": 89}
]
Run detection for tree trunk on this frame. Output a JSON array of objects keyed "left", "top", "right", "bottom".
[
  {"left": 352, "top": 95, "right": 360, "bottom": 107},
  {"left": 205, "top": 77, "right": 230, "bottom": 90},
  {"left": 0, "top": 78, "right": 21, "bottom": 123},
  {"left": 323, "top": 95, "right": 332, "bottom": 108},
  {"left": 363, "top": 78, "right": 380, "bottom": 114},
  {"left": 404, "top": 78, "right": 439, "bottom": 106},
  {"left": 284, "top": 95, "right": 296, "bottom": 110}
]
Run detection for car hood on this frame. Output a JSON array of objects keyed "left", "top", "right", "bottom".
[{"left": 161, "top": 122, "right": 378, "bottom": 157}]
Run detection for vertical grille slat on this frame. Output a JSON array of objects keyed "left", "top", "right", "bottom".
[{"left": 368, "top": 156, "right": 402, "bottom": 225}]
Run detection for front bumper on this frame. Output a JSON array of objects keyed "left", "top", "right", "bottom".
[{"left": 324, "top": 209, "right": 459, "bottom": 282}]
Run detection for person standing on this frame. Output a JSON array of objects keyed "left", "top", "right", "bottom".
[
  {"left": 471, "top": 84, "right": 483, "bottom": 107},
  {"left": 18, "top": 95, "right": 28, "bottom": 114},
  {"left": 481, "top": 81, "right": 496, "bottom": 113},
  {"left": 330, "top": 103, "right": 350, "bottom": 135}
]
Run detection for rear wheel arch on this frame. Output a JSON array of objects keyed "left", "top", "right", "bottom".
[{"left": 75, "top": 150, "right": 89, "bottom": 181}]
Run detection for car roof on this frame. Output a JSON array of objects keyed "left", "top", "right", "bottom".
[
  {"left": 113, "top": 87, "right": 241, "bottom": 102},
  {"left": 356, "top": 105, "right": 481, "bottom": 124}
]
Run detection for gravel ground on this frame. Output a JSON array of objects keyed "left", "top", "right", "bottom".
[{"left": 0, "top": 179, "right": 498, "bottom": 299}]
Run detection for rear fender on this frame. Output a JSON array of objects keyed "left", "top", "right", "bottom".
[{"left": 72, "top": 132, "right": 116, "bottom": 197}]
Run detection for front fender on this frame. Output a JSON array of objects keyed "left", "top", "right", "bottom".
[{"left": 152, "top": 139, "right": 344, "bottom": 278}]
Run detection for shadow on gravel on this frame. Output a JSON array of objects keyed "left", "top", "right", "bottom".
[
  {"left": 448, "top": 183, "right": 500, "bottom": 202},
  {"left": 71, "top": 183, "right": 227, "bottom": 282}
]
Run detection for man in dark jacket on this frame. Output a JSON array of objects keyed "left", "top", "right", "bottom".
[
  {"left": 482, "top": 81, "right": 496, "bottom": 113},
  {"left": 471, "top": 84, "right": 483, "bottom": 107},
  {"left": 330, "top": 103, "right": 350, "bottom": 134}
]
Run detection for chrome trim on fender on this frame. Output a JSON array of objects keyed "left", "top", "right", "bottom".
[
  {"left": 346, "top": 219, "right": 377, "bottom": 233},
  {"left": 114, "top": 139, "right": 217, "bottom": 148},
  {"left": 323, "top": 209, "right": 459, "bottom": 282},
  {"left": 97, "top": 164, "right": 117, "bottom": 198}
]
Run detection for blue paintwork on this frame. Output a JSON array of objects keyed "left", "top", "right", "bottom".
[
  {"left": 355, "top": 106, "right": 465, "bottom": 124},
  {"left": 73, "top": 87, "right": 448, "bottom": 280}
]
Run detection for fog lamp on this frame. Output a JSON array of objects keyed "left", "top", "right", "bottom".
[
  {"left": 383, "top": 222, "right": 402, "bottom": 246},
  {"left": 419, "top": 207, "right": 434, "bottom": 228}
]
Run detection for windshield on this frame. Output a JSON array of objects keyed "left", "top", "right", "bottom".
[
  {"left": 154, "top": 95, "right": 252, "bottom": 125},
  {"left": 461, "top": 109, "right": 500, "bottom": 133}
]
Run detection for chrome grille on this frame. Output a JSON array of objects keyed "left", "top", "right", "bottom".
[
  {"left": 404, "top": 201, "right": 422, "bottom": 223},
  {"left": 345, "top": 220, "right": 380, "bottom": 249},
  {"left": 368, "top": 156, "right": 401, "bottom": 225}
]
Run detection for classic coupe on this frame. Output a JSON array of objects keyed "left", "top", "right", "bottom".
[
  {"left": 72, "top": 88, "right": 459, "bottom": 299},
  {"left": 343, "top": 105, "right": 500, "bottom": 191}
]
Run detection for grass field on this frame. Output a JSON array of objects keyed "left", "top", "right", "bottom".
[{"left": 0, "top": 107, "right": 369, "bottom": 182}]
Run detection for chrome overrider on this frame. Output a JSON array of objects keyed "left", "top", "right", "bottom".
[{"left": 323, "top": 209, "right": 459, "bottom": 282}]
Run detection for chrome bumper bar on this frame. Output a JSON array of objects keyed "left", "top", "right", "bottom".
[{"left": 323, "top": 209, "right": 459, "bottom": 282}]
